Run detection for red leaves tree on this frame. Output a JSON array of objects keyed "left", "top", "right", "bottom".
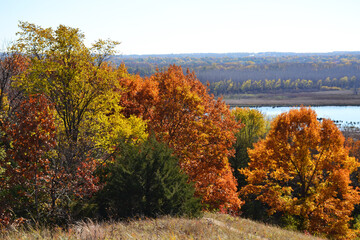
[
  {"left": 119, "top": 65, "right": 242, "bottom": 211},
  {"left": 0, "top": 94, "right": 56, "bottom": 225},
  {"left": 241, "top": 107, "right": 360, "bottom": 239},
  {"left": 0, "top": 94, "right": 99, "bottom": 226}
]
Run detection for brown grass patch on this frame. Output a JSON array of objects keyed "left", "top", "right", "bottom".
[
  {"left": 0, "top": 213, "right": 326, "bottom": 240},
  {"left": 223, "top": 90, "right": 360, "bottom": 106}
]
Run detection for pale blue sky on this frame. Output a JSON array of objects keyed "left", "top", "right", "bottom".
[{"left": 1, "top": 0, "right": 360, "bottom": 54}]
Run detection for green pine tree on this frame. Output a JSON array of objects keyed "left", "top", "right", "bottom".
[{"left": 97, "top": 136, "right": 201, "bottom": 219}]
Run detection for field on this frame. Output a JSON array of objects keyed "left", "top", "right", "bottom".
[
  {"left": 1, "top": 213, "right": 325, "bottom": 240},
  {"left": 223, "top": 90, "right": 360, "bottom": 107}
]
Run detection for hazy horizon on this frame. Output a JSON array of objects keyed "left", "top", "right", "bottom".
[{"left": 118, "top": 51, "right": 360, "bottom": 56}]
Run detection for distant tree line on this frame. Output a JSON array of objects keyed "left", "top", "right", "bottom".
[
  {"left": 113, "top": 54, "right": 360, "bottom": 95},
  {"left": 209, "top": 76, "right": 357, "bottom": 95}
]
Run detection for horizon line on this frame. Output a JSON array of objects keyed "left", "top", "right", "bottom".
[{"left": 117, "top": 51, "right": 360, "bottom": 57}]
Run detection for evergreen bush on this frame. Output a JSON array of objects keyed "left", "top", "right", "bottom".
[{"left": 96, "top": 137, "right": 202, "bottom": 219}]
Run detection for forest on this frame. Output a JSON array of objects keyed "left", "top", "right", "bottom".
[
  {"left": 115, "top": 52, "right": 360, "bottom": 95},
  {"left": 1, "top": 22, "right": 360, "bottom": 239}
]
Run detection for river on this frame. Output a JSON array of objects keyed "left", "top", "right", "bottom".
[{"left": 249, "top": 106, "right": 360, "bottom": 128}]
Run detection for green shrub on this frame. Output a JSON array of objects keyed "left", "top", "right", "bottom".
[
  {"left": 96, "top": 137, "right": 202, "bottom": 219},
  {"left": 281, "top": 213, "right": 301, "bottom": 231}
]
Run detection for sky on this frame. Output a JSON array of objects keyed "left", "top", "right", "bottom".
[{"left": 1, "top": 0, "right": 360, "bottom": 55}]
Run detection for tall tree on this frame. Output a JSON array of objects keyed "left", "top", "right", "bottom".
[
  {"left": 230, "top": 107, "right": 269, "bottom": 220},
  {"left": 13, "top": 22, "right": 120, "bottom": 145},
  {"left": 230, "top": 107, "right": 268, "bottom": 187},
  {"left": 12, "top": 21, "right": 147, "bottom": 163},
  {"left": 9, "top": 22, "right": 147, "bottom": 222},
  {"left": 119, "top": 65, "right": 242, "bottom": 212},
  {"left": 241, "top": 107, "right": 360, "bottom": 239}
]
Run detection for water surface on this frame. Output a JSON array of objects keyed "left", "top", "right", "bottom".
[{"left": 250, "top": 106, "right": 360, "bottom": 127}]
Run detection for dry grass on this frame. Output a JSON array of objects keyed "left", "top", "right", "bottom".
[
  {"left": 223, "top": 90, "right": 360, "bottom": 106},
  {"left": 0, "top": 212, "right": 325, "bottom": 240}
]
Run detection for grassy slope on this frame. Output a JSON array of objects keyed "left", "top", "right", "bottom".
[
  {"left": 1, "top": 213, "right": 325, "bottom": 240},
  {"left": 223, "top": 90, "right": 360, "bottom": 107}
]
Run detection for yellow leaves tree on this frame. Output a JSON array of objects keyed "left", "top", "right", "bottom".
[
  {"left": 241, "top": 107, "right": 360, "bottom": 239},
  {"left": 13, "top": 22, "right": 146, "bottom": 154},
  {"left": 230, "top": 107, "right": 268, "bottom": 187},
  {"left": 8, "top": 22, "right": 147, "bottom": 222}
]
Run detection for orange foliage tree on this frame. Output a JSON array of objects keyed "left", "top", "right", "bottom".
[
  {"left": 241, "top": 107, "right": 360, "bottom": 239},
  {"left": 118, "top": 65, "right": 242, "bottom": 211}
]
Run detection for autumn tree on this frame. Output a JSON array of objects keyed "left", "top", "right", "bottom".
[
  {"left": 12, "top": 21, "right": 147, "bottom": 166},
  {"left": 13, "top": 22, "right": 120, "bottom": 146},
  {"left": 119, "top": 65, "right": 242, "bottom": 212},
  {"left": 8, "top": 22, "right": 147, "bottom": 223},
  {"left": 230, "top": 107, "right": 268, "bottom": 187},
  {"left": 0, "top": 94, "right": 56, "bottom": 225},
  {"left": 241, "top": 107, "right": 360, "bottom": 239},
  {"left": 230, "top": 107, "right": 269, "bottom": 220}
]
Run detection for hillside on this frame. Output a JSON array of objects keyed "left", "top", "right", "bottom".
[{"left": 2, "top": 213, "right": 325, "bottom": 240}]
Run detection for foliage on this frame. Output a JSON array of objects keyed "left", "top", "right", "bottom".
[
  {"left": 241, "top": 107, "right": 360, "bottom": 239},
  {"left": 0, "top": 95, "right": 56, "bottom": 226},
  {"left": 230, "top": 107, "right": 270, "bottom": 220},
  {"left": 12, "top": 21, "right": 147, "bottom": 154},
  {"left": 230, "top": 107, "right": 267, "bottom": 186},
  {"left": 3, "top": 21, "right": 360, "bottom": 236},
  {"left": 118, "top": 65, "right": 242, "bottom": 212},
  {"left": 345, "top": 137, "right": 360, "bottom": 224},
  {"left": 3, "top": 22, "right": 147, "bottom": 225},
  {"left": 13, "top": 22, "right": 119, "bottom": 145},
  {"left": 0, "top": 52, "right": 28, "bottom": 114},
  {"left": 97, "top": 136, "right": 202, "bottom": 219},
  {"left": 346, "top": 138, "right": 360, "bottom": 161},
  {"left": 0, "top": 94, "right": 100, "bottom": 225}
]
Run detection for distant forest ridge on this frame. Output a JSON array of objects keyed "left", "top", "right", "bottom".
[
  {"left": 116, "top": 51, "right": 360, "bottom": 58},
  {"left": 111, "top": 52, "right": 360, "bottom": 95}
]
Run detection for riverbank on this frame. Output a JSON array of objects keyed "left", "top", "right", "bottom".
[{"left": 223, "top": 90, "right": 360, "bottom": 107}]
